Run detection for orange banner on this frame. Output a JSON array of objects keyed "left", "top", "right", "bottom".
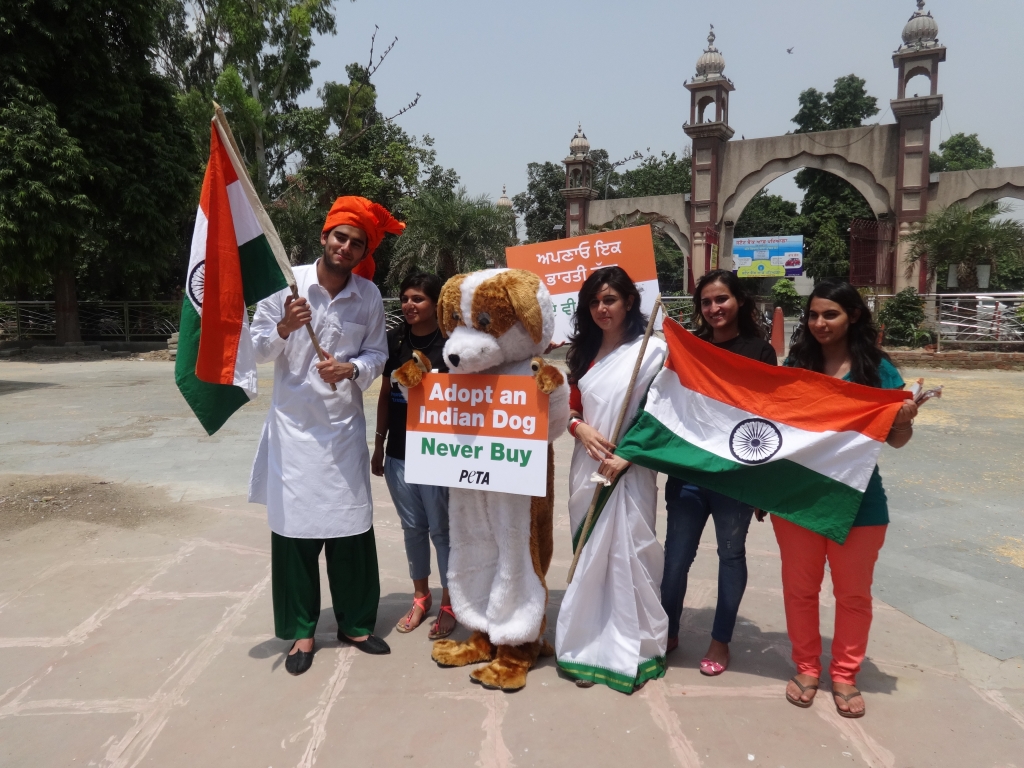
[
  {"left": 505, "top": 225, "right": 658, "bottom": 288},
  {"left": 406, "top": 373, "right": 549, "bottom": 440}
]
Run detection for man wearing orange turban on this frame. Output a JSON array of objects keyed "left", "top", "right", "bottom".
[
  {"left": 248, "top": 196, "right": 404, "bottom": 675},
  {"left": 321, "top": 195, "right": 405, "bottom": 282}
]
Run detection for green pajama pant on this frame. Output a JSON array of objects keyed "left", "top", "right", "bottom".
[{"left": 271, "top": 528, "right": 380, "bottom": 640}]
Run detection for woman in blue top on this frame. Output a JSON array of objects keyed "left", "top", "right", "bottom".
[{"left": 776, "top": 281, "right": 917, "bottom": 719}]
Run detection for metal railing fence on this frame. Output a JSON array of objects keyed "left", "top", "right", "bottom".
[
  {"left": 870, "top": 292, "right": 1024, "bottom": 348},
  {"left": 0, "top": 301, "right": 181, "bottom": 342}
]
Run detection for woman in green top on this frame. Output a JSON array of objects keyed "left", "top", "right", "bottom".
[{"left": 775, "top": 281, "right": 917, "bottom": 719}]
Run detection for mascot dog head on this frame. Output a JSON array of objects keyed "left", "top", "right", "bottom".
[{"left": 437, "top": 269, "right": 555, "bottom": 373}]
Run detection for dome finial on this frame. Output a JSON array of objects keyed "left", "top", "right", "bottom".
[
  {"left": 694, "top": 24, "right": 726, "bottom": 80},
  {"left": 497, "top": 185, "right": 512, "bottom": 209},
  {"left": 569, "top": 124, "right": 590, "bottom": 158},
  {"left": 900, "top": 0, "right": 939, "bottom": 51}
]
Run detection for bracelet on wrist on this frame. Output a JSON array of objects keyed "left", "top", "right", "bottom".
[
  {"left": 568, "top": 417, "right": 583, "bottom": 438},
  {"left": 375, "top": 430, "right": 386, "bottom": 439}
]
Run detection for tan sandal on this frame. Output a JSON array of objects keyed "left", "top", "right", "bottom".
[
  {"left": 427, "top": 604, "right": 457, "bottom": 640},
  {"left": 786, "top": 676, "right": 819, "bottom": 708},
  {"left": 833, "top": 688, "right": 865, "bottom": 718},
  {"left": 396, "top": 594, "right": 431, "bottom": 633}
]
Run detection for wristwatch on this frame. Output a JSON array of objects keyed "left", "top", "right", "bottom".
[{"left": 351, "top": 364, "right": 360, "bottom": 381}]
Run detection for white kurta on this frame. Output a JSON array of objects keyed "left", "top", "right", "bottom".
[
  {"left": 248, "top": 262, "right": 387, "bottom": 539},
  {"left": 556, "top": 335, "right": 669, "bottom": 691}
]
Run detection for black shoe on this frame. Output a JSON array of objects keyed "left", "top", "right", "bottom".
[
  {"left": 285, "top": 641, "right": 315, "bottom": 675},
  {"left": 338, "top": 632, "right": 391, "bottom": 655}
]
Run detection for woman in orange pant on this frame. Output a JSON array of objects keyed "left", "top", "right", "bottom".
[{"left": 776, "top": 281, "right": 917, "bottom": 718}]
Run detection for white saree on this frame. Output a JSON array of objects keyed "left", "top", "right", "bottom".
[{"left": 556, "top": 335, "right": 669, "bottom": 693}]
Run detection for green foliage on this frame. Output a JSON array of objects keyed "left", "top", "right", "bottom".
[
  {"left": 804, "top": 218, "right": 849, "bottom": 280},
  {"left": 157, "top": 0, "right": 341, "bottom": 200},
  {"left": 0, "top": 78, "right": 95, "bottom": 290},
  {"left": 388, "top": 188, "right": 516, "bottom": 290},
  {"left": 878, "top": 288, "right": 930, "bottom": 347},
  {"left": 902, "top": 203, "right": 1024, "bottom": 292},
  {"left": 930, "top": 133, "right": 995, "bottom": 173},
  {"left": 1, "top": 0, "right": 198, "bottom": 314},
  {"left": 512, "top": 162, "right": 565, "bottom": 243},
  {"left": 734, "top": 190, "right": 803, "bottom": 238},
  {"left": 770, "top": 278, "right": 802, "bottom": 316},
  {"left": 791, "top": 74, "right": 879, "bottom": 279},
  {"left": 617, "top": 151, "right": 691, "bottom": 199}
]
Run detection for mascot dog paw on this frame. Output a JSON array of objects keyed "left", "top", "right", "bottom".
[
  {"left": 428, "top": 269, "right": 570, "bottom": 692},
  {"left": 392, "top": 349, "right": 431, "bottom": 389}
]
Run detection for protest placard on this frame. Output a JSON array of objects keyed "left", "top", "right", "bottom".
[
  {"left": 403, "top": 373, "right": 550, "bottom": 496},
  {"left": 505, "top": 225, "right": 660, "bottom": 344}
]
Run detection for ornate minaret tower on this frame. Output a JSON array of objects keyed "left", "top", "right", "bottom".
[
  {"left": 561, "top": 125, "right": 598, "bottom": 237},
  {"left": 684, "top": 26, "right": 734, "bottom": 286},
  {"left": 891, "top": 0, "right": 945, "bottom": 291}
]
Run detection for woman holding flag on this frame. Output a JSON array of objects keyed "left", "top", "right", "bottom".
[
  {"left": 778, "top": 281, "right": 917, "bottom": 717},
  {"left": 660, "top": 270, "right": 776, "bottom": 676},
  {"left": 555, "top": 267, "right": 669, "bottom": 693}
]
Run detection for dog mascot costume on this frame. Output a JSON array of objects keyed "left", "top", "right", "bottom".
[{"left": 392, "top": 268, "right": 569, "bottom": 691}]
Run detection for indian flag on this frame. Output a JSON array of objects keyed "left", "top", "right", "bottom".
[
  {"left": 175, "top": 113, "right": 293, "bottom": 435},
  {"left": 616, "top": 319, "right": 909, "bottom": 543}
]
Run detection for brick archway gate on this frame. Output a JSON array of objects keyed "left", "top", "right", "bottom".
[{"left": 572, "top": 2, "right": 1024, "bottom": 294}]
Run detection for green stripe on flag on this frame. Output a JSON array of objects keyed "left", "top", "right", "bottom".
[
  {"left": 616, "top": 411, "right": 863, "bottom": 543},
  {"left": 174, "top": 299, "right": 250, "bottom": 435},
  {"left": 239, "top": 234, "right": 289, "bottom": 306}
]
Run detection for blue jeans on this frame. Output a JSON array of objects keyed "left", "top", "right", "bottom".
[
  {"left": 661, "top": 477, "right": 753, "bottom": 642},
  {"left": 384, "top": 456, "right": 451, "bottom": 589}
]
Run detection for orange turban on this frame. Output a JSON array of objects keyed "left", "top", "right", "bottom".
[{"left": 322, "top": 196, "right": 405, "bottom": 281}]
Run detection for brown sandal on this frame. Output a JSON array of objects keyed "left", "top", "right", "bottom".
[
  {"left": 427, "top": 604, "right": 457, "bottom": 640},
  {"left": 396, "top": 594, "right": 431, "bottom": 633},
  {"left": 786, "top": 676, "right": 819, "bottom": 708},
  {"left": 833, "top": 689, "right": 865, "bottom": 718}
]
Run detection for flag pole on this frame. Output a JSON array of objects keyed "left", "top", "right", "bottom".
[
  {"left": 567, "top": 295, "right": 663, "bottom": 584},
  {"left": 211, "top": 103, "right": 336, "bottom": 392}
]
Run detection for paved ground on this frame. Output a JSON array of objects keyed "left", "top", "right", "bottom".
[{"left": 0, "top": 357, "right": 1022, "bottom": 768}]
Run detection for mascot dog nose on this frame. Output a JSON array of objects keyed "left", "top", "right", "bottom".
[{"left": 448, "top": 354, "right": 460, "bottom": 368}]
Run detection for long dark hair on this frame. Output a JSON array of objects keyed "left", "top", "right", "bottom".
[
  {"left": 566, "top": 266, "right": 647, "bottom": 385},
  {"left": 691, "top": 269, "right": 764, "bottom": 341},
  {"left": 788, "top": 280, "right": 892, "bottom": 387}
]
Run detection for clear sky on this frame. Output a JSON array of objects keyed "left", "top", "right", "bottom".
[{"left": 307, "top": 0, "right": 1024, "bottom": 208}]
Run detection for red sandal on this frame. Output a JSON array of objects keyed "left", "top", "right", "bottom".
[
  {"left": 428, "top": 604, "right": 457, "bottom": 640},
  {"left": 396, "top": 594, "right": 432, "bottom": 633}
]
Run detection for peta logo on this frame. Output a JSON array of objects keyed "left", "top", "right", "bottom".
[{"left": 458, "top": 470, "right": 490, "bottom": 485}]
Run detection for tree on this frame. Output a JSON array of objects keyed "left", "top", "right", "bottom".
[
  {"left": 791, "top": 74, "right": 879, "bottom": 283},
  {"left": 902, "top": 203, "right": 1024, "bottom": 292},
  {"left": 618, "top": 151, "right": 691, "bottom": 199},
  {"left": 156, "top": 0, "right": 336, "bottom": 201},
  {"left": 1, "top": 0, "right": 198, "bottom": 341},
  {"left": 930, "top": 133, "right": 995, "bottom": 173},
  {"left": 877, "top": 288, "right": 929, "bottom": 347},
  {"left": 512, "top": 162, "right": 565, "bottom": 244},
  {"left": 734, "top": 190, "right": 803, "bottom": 238},
  {"left": 388, "top": 188, "right": 516, "bottom": 289},
  {"left": 804, "top": 217, "right": 849, "bottom": 280},
  {"left": 770, "top": 278, "right": 802, "bottom": 316}
]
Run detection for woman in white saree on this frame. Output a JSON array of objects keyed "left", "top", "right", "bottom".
[{"left": 556, "top": 267, "right": 668, "bottom": 693}]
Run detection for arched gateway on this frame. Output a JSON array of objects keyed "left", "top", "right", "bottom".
[{"left": 568, "top": 1, "right": 1024, "bottom": 293}]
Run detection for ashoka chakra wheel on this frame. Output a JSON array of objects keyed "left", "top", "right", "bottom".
[
  {"left": 188, "top": 260, "right": 206, "bottom": 308},
  {"left": 729, "top": 418, "right": 782, "bottom": 464}
]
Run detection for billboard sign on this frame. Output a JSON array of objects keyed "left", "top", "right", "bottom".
[
  {"left": 505, "top": 225, "right": 660, "bottom": 344},
  {"left": 732, "top": 235, "right": 804, "bottom": 277}
]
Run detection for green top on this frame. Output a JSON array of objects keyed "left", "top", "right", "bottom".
[
  {"left": 844, "top": 358, "right": 903, "bottom": 527},
  {"left": 783, "top": 357, "right": 904, "bottom": 527}
]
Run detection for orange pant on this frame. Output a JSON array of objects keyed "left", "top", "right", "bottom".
[{"left": 771, "top": 515, "right": 887, "bottom": 686}]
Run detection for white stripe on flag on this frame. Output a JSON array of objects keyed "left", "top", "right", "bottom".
[
  {"left": 226, "top": 180, "right": 263, "bottom": 246},
  {"left": 186, "top": 207, "right": 208, "bottom": 315},
  {"left": 646, "top": 368, "right": 881, "bottom": 493}
]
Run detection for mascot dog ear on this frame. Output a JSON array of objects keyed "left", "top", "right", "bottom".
[
  {"left": 437, "top": 274, "right": 468, "bottom": 337},
  {"left": 471, "top": 270, "right": 544, "bottom": 344}
]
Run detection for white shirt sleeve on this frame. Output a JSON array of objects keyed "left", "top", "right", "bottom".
[
  {"left": 251, "top": 291, "right": 288, "bottom": 364},
  {"left": 350, "top": 293, "right": 388, "bottom": 391}
]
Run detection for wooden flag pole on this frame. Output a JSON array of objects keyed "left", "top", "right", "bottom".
[
  {"left": 566, "top": 295, "right": 663, "bottom": 584},
  {"left": 211, "top": 103, "right": 336, "bottom": 392}
]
